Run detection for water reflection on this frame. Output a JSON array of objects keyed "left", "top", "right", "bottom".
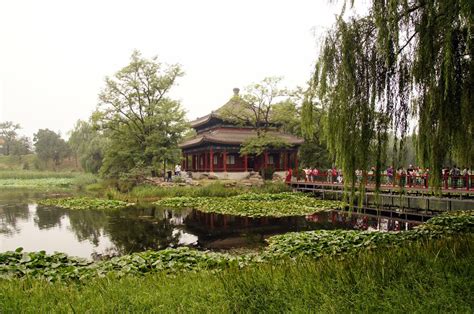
[
  {"left": 184, "top": 210, "right": 420, "bottom": 250},
  {"left": 0, "top": 190, "right": 421, "bottom": 259},
  {"left": 0, "top": 203, "right": 30, "bottom": 235},
  {"left": 105, "top": 208, "right": 181, "bottom": 255}
]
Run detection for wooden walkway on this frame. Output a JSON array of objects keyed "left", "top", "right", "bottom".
[
  {"left": 290, "top": 180, "right": 474, "bottom": 196},
  {"left": 289, "top": 181, "right": 474, "bottom": 213}
]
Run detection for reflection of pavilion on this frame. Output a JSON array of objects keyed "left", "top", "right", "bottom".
[{"left": 183, "top": 210, "right": 326, "bottom": 250}]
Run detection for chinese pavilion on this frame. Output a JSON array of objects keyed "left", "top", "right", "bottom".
[{"left": 179, "top": 88, "right": 303, "bottom": 179}]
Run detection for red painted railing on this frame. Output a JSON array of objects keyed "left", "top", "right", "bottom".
[{"left": 297, "top": 172, "right": 473, "bottom": 191}]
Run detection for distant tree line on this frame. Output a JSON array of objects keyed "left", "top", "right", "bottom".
[{"left": 0, "top": 122, "right": 71, "bottom": 170}]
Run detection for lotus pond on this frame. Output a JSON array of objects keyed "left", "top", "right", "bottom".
[{"left": 0, "top": 190, "right": 421, "bottom": 260}]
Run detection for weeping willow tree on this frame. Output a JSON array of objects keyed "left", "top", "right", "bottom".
[{"left": 303, "top": 0, "right": 473, "bottom": 197}]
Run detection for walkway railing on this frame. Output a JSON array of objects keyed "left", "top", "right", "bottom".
[{"left": 296, "top": 172, "right": 474, "bottom": 191}]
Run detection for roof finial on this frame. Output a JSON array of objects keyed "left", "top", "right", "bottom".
[{"left": 233, "top": 87, "right": 240, "bottom": 96}]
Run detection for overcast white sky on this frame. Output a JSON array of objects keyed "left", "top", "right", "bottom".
[{"left": 0, "top": 0, "right": 354, "bottom": 139}]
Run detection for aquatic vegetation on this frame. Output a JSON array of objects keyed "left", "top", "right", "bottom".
[
  {"left": 1, "top": 211, "right": 472, "bottom": 282},
  {"left": 0, "top": 247, "right": 256, "bottom": 282},
  {"left": 1, "top": 235, "right": 473, "bottom": 312},
  {"left": 0, "top": 170, "right": 78, "bottom": 179},
  {"left": 0, "top": 178, "right": 76, "bottom": 188},
  {"left": 266, "top": 211, "right": 474, "bottom": 258},
  {"left": 0, "top": 172, "right": 97, "bottom": 189},
  {"left": 154, "top": 192, "right": 345, "bottom": 218},
  {"left": 38, "top": 197, "right": 134, "bottom": 211}
]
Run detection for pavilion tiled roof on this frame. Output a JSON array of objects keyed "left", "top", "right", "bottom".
[
  {"left": 190, "top": 94, "right": 258, "bottom": 128},
  {"left": 179, "top": 128, "right": 304, "bottom": 149}
]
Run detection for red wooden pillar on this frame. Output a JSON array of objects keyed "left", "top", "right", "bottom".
[
  {"left": 244, "top": 154, "right": 248, "bottom": 172},
  {"left": 294, "top": 151, "right": 299, "bottom": 181},
  {"left": 223, "top": 149, "right": 227, "bottom": 172},
  {"left": 284, "top": 151, "right": 288, "bottom": 170},
  {"left": 210, "top": 147, "right": 214, "bottom": 172}
]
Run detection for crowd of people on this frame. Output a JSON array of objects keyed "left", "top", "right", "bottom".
[{"left": 299, "top": 165, "right": 472, "bottom": 189}]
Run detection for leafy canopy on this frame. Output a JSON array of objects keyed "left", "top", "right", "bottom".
[
  {"left": 68, "top": 120, "right": 106, "bottom": 173},
  {"left": 93, "top": 50, "right": 188, "bottom": 177},
  {"left": 304, "top": 0, "right": 474, "bottom": 192},
  {"left": 33, "top": 129, "right": 70, "bottom": 167}
]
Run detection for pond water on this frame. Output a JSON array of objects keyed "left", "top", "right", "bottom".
[{"left": 0, "top": 190, "right": 420, "bottom": 259}]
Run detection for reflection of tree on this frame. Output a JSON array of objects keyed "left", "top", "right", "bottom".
[
  {"left": 0, "top": 203, "right": 30, "bottom": 235},
  {"left": 67, "top": 210, "right": 108, "bottom": 246},
  {"left": 34, "top": 206, "right": 66, "bottom": 229},
  {"left": 105, "top": 208, "right": 180, "bottom": 255}
]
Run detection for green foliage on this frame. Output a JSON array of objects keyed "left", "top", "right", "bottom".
[
  {"left": 38, "top": 197, "right": 134, "bottom": 211},
  {"left": 1, "top": 236, "right": 472, "bottom": 312},
  {"left": 220, "top": 235, "right": 474, "bottom": 313},
  {"left": 0, "top": 171, "right": 97, "bottom": 189},
  {"left": 0, "top": 170, "right": 78, "bottom": 179},
  {"left": 240, "top": 135, "right": 290, "bottom": 156},
  {"left": 219, "top": 77, "right": 287, "bottom": 131},
  {"left": 33, "top": 129, "right": 70, "bottom": 168},
  {"left": 0, "top": 211, "right": 472, "bottom": 287},
  {"left": 154, "top": 192, "right": 345, "bottom": 217},
  {"left": 0, "top": 121, "right": 21, "bottom": 156},
  {"left": 219, "top": 77, "right": 299, "bottom": 157},
  {"left": 266, "top": 210, "right": 474, "bottom": 258},
  {"left": 93, "top": 50, "right": 188, "bottom": 178},
  {"left": 0, "top": 122, "right": 32, "bottom": 161},
  {"left": 0, "top": 178, "right": 76, "bottom": 188},
  {"left": 306, "top": 0, "right": 474, "bottom": 192},
  {"left": 271, "top": 97, "right": 332, "bottom": 168},
  {"left": 270, "top": 99, "right": 301, "bottom": 135},
  {"left": 68, "top": 120, "right": 106, "bottom": 173},
  {"left": 0, "top": 247, "right": 251, "bottom": 282},
  {"left": 108, "top": 182, "right": 291, "bottom": 201}
]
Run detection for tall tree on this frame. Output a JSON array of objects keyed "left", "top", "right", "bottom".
[
  {"left": 0, "top": 121, "right": 21, "bottom": 156},
  {"left": 10, "top": 136, "right": 32, "bottom": 161},
  {"left": 93, "top": 50, "right": 187, "bottom": 177},
  {"left": 33, "top": 129, "right": 70, "bottom": 169},
  {"left": 68, "top": 120, "right": 106, "bottom": 173},
  {"left": 220, "top": 77, "right": 288, "bottom": 136},
  {"left": 272, "top": 99, "right": 332, "bottom": 168},
  {"left": 220, "top": 77, "right": 292, "bottom": 157},
  {"left": 304, "top": 0, "right": 473, "bottom": 192}
]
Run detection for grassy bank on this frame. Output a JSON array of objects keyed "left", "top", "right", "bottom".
[
  {"left": 1, "top": 235, "right": 472, "bottom": 313},
  {"left": 0, "top": 170, "right": 97, "bottom": 189},
  {"left": 105, "top": 181, "right": 291, "bottom": 201}
]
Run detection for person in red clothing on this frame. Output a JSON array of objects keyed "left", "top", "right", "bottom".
[
  {"left": 332, "top": 168, "right": 338, "bottom": 184},
  {"left": 285, "top": 168, "right": 293, "bottom": 183}
]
